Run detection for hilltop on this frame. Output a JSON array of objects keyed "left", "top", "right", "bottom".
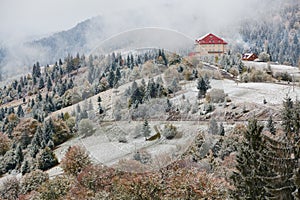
[{"left": 0, "top": 44, "right": 299, "bottom": 198}]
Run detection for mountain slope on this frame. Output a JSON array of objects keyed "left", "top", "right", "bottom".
[
  {"left": 29, "top": 16, "right": 105, "bottom": 63},
  {"left": 238, "top": 0, "right": 300, "bottom": 66}
]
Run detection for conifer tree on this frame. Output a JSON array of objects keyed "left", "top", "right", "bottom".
[
  {"left": 38, "top": 77, "right": 44, "bottom": 89},
  {"left": 36, "top": 147, "right": 58, "bottom": 171},
  {"left": 231, "top": 118, "right": 265, "bottom": 199},
  {"left": 197, "top": 76, "right": 210, "bottom": 99},
  {"left": 15, "top": 144, "right": 23, "bottom": 168},
  {"left": 219, "top": 122, "right": 225, "bottom": 136},
  {"left": 282, "top": 96, "right": 294, "bottom": 136},
  {"left": 107, "top": 71, "right": 115, "bottom": 88},
  {"left": 208, "top": 118, "right": 219, "bottom": 135},
  {"left": 17, "top": 105, "right": 24, "bottom": 118},
  {"left": 267, "top": 115, "right": 276, "bottom": 135},
  {"left": 143, "top": 120, "right": 151, "bottom": 138},
  {"left": 98, "top": 102, "right": 104, "bottom": 114},
  {"left": 97, "top": 96, "right": 102, "bottom": 103},
  {"left": 21, "top": 159, "right": 30, "bottom": 175},
  {"left": 47, "top": 77, "right": 52, "bottom": 91}
]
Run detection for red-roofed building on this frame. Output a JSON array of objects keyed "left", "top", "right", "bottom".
[
  {"left": 194, "top": 33, "right": 228, "bottom": 56},
  {"left": 242, "top": 53, "right": 258, "bottom": 61}
]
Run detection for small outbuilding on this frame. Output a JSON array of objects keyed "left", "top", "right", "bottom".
[{"left": 242, "top": 53, "right": 258, "bottom": 61}]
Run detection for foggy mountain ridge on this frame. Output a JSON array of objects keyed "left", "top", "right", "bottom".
[{"left": 0, "top": 0, "right": 299, "bottom": 78}]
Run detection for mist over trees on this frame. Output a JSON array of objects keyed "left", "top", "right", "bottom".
[{"left": 238, "top": 1, "right": 300, "bottom": 66}]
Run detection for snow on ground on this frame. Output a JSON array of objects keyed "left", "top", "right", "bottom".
[
  {"left": 244, "top": 61, "right": 300, "bottom": 78},
  {"left": 77, "top": 121, "right": 202, "bottom": 167},
  {"left": 210, "top": 79, "right": 300, "bottom": 106}
]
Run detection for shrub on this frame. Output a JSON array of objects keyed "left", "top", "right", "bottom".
[
  {"left": 206, "top": 89, "right": 226, "bottom": 103},
  {"left": 78, "top": 119, "right": 96, "bottom": 137},
  {"left": 60, "top": 145, "right": 91, "bottom": 176},
  {"left": 0, "top": 176, "right": 20, "bottom": 200},
  {"left": 274, "top": 71, "right": 292, "bottom": 82},
  {"left": 241, "top": 69, "right": 272, "bottom": 82},
  {"left": 21, "top": 170, "right": 49, "bottom": 194},
  {"left": 36, "top": 175, "right": 72, "bottom": 200},
  {"left": 163, "top": 124, "right": 178, "bottom": 140},
  {"left": 258, "top": 52, "right": 270, "bottom": 62},
  {"left": 76, "top": 164, "right": 115, "bottom": 193},
  {"left": 52, "top": 118, "right": 72, "bottom": 145},
  {"left": 133, "top": 150, "right": 152, "bottom": 164},
  {"left": 65, "top": 117, "right": 76, "bottom": 131},
  {"left": 0, "top": 132, "right": 12, "bottom": 155}
]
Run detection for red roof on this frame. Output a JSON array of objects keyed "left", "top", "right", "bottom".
[{"left": 196, "top": 33, "right": 227, "bottom": 45}]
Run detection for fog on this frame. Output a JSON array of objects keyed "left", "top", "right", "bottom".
[
  {"left": 0, "top": 0, "right": 282, "bottom": 76},
  {"left": 0, "top": 0, "right": 265, "bottom": 42}
]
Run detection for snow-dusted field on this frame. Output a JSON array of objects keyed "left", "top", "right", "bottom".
[
  {"left": 243, "top": 61, "right": 300, "bottom": 78},
  {"left": 79, "top": 121, "right": 202, "bottom": 166},
  {"left": 211, "top": 79, "right": 300, "bottom": 106}
]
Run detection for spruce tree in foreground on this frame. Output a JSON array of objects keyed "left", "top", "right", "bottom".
[{"left": 231, "top": 118, "right": 265, "bottom": 199}]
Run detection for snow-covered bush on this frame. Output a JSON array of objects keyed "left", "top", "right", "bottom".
[
  {"left": 163, "top": 124, "right": 179, "bottom": 140},
  {"left": 133, "top": 150, "right": 152, "bottom": 164},
  {"left": 206, "top": 89, "right": 226, "bottom": 103},
  {"left": 60, "top": 145, "right": 91, "bottom": 176},
  {"left": 78, "top": 118, "right": 96, "bottom": 137},
  {"left": 21, "top": 169, "right": 49, "bottom": 194},
  {"left": 0, "top": 132, "right": 11, "bottom": 155}
]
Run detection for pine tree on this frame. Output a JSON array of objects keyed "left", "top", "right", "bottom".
[
  {"left": 107, "top": 70, "right": 115, "bottom": 88},
  {"left": 161, "top": 49, "right": 168, "bottom": 65},
  {"left": 15, "top": 144, "right": 23, "bottom": 168},
  {"left": 17, "top": 105, "right": 24, "bottom": 118},
  {"left": 21, "top": 160, "right": 30, "bottom": 175},
  {"left": 130, "top": 54, "right": 134, "bottom": 69},
  {"left": 208, "top": 118, "right": 219, "bottom": 135},
  {"left": 98, "top": 102, "right": 104, "bottom": 114},
  {"left": 166, "top": 99, "right": 172, "bottom": 112},
  {"left": 36, "top": 147, "right": 58, "bottom": 171},
  {"left": 231, "top": 118, "right": 265, "bottom": 199},
  {"left": 47, "top": 77, "right": 52, "bottom": 91},
  {"left": 282, "top": 97, "right": 294, "bottom": 136},
  {"left": 259, "top": 135, "right": 297, "bottom": 199},
  {"left": 259, "top": 98, "right": 300, "bottom": 199},
  {"left": 116, "top": 67, "right": 121, "bottom": 81},
  {"left": 197, "top": 76, "right": 210, "bottom": 99},
  {"left": 219, "top": 122, "right": 225, "bottom": 136},
  {"left": 97, "top": 96, "right": 102, "bottom": 103},
  {"left": 143, "top": 120, "right": 151, "bottom": 138},
  {"left": 267, "top": 115, "right": 276, "bottom": 135},
  {"left": 293, "top": 99, "right": 300, "bottom": 135},
  {"left": 38, "top": 77, "right": 44, "bottom": 89}
]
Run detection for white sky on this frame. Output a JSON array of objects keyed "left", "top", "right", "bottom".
[{"left": 0, "top": 0, "right": 266, "bottom": 42}]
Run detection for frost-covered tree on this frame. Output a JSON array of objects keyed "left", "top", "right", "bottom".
[
  {"left": 0, "top": 176, "right": 20, "bottom": 200},
  {"left": 208, "top": 118, "right": 219, "bottom": 135},
  {"left": 61, "top": 145, "right": 91, "bottom": 176},
  {"left": 267, "top": 115, "right": 276, "bottom": 135},
  {"left": 20, "top": 169, "right": 49, "bottom": 194},
  {"left": 231, "top": 118, "right": 265, "bottom": 199},
  {"left": 142, "top": 119, "right": 151, "bottom": 138},
  {"left": 36, "top": 147, "right": 58, "bottom": 171},
  {"left": 197, "top": 76, "right": 210, "bottom": 98},
  {"left": 78, "top": 118, "right": 96, "bottom": 137},
  {"left": 17, "top": 105, "right": 24, "bottom": 118}
]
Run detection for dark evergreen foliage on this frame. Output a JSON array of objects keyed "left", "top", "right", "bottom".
[{"left": 231, "top": 118, "right": 266, "bottom": 199}]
